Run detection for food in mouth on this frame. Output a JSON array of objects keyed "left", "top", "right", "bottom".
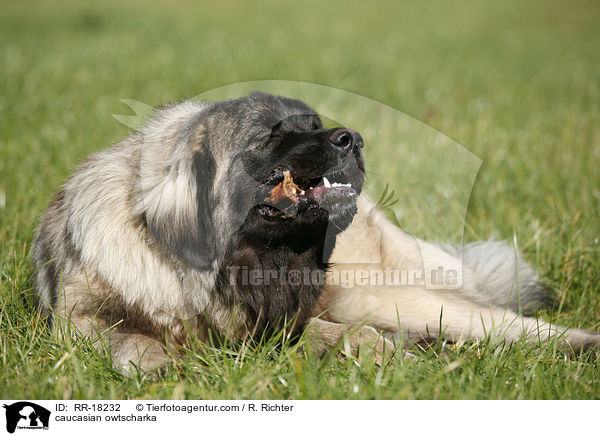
[
  {"left": 257, "top": 169, "right": 358, "bottom": 220},
  {"left": 264, "top": 170, "right": 304, "bottom": 204}
]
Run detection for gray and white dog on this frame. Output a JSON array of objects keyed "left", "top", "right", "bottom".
[{"left": 33, "top": 92, "right": 599, "bottom": 373}]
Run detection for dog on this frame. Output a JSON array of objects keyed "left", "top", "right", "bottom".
[{"left": 33, "top": 92, "right": 599, "bottom": 374}]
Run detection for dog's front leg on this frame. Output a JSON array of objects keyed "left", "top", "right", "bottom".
[
  {"left": 54, "top": 311, "right": 172, "bottom": 376},
  {"left": 50, "top": 271, "right": 172, "bottom": 376}
]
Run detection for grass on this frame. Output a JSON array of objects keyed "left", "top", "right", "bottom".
[{"left": 1, "top": 0, "right": 600, "bottom": 399}]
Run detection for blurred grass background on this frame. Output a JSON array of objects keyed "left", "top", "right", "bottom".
[{"left": 1, "top": 0, "right": 599, "bottom": 399}]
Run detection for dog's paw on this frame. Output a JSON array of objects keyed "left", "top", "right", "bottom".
[
  {"left": 346, "top": 325, "right": 397, "bottom": 366},
  {"left": 112, "top": 334, "right": 173, "bottom": 378}
]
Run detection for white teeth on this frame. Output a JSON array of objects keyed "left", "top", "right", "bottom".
[{"left": 321, "top": 176, "right": 351, "bottom": 188}]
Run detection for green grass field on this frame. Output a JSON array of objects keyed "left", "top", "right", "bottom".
[{"left": 1, "top": 0, "right": 599, "bottom": 399}]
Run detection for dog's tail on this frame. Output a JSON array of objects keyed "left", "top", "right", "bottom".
[{"left": 441, "top": 239, "right": 549, "bottom": 315}]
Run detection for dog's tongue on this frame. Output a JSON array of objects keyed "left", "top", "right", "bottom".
[{"left": 305, "top": 184, "right": 356, "bottom": 203}]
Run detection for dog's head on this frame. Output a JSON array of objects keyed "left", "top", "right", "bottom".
[{"left": 137, "top": 92, "right": 365, "bottom": 269}]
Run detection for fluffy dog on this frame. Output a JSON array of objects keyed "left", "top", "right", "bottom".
[{"left": 33, "top": 92, "right": 599, "bottom": 373}]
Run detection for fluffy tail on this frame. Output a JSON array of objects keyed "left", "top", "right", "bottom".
[{"left": 441, "top": 239, "right": 548, "bottom": 315}]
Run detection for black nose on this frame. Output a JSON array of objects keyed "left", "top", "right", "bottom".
[{"left": 328, "top": 128, "right": 364, "bottom": 150}]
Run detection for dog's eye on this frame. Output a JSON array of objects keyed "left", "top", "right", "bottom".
[
  {"left": 270, "top": 120, "right": 285, "bottom": 138},
  {"left": 253, "top": 133, "right": 271, "bottom": 142}
]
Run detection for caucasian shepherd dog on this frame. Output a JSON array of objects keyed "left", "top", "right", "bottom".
[{"left": 33, "top": 92, "right": 599, "bottom": 374}]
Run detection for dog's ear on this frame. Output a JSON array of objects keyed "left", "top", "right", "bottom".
[{"left": 136, "top": 105, "right": 216, "bottom": 270}]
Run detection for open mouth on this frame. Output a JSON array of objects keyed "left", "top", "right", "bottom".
[{"left": 255, "top": 169, "right": 358, "bottom": 220}]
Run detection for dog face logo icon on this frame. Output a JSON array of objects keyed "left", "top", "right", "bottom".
[{"left": 2, "top": 402, "right": 50, "bottom": 433}]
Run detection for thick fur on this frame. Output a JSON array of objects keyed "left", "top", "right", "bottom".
[
  {"left": 33, "top": 93, "right": 599, "bottom": 374},
  {"left": 439, "top": 239, "right": 547, "bottom": 314}
]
